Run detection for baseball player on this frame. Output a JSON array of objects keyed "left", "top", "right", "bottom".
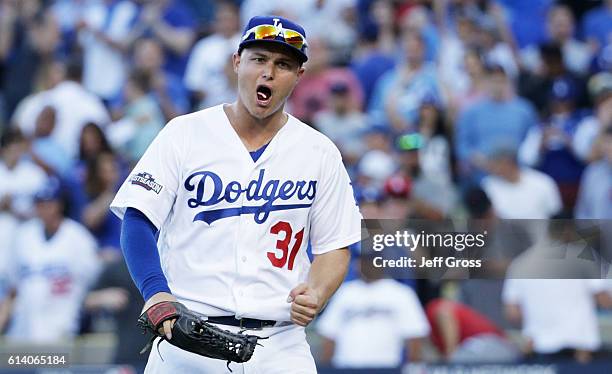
[
  {"left": 1, "top": 180, "right": 100, "bottom": 343},
  {"left": 110, "top": 15, "right": 362, "bottom": 373}
]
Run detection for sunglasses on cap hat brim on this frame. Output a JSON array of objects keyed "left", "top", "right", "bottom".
[{"left": 241, "top": 24, "right": 308, "bottom": 51}]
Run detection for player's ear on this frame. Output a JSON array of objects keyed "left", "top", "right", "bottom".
[
  {"left": 296, "top": 65, "right": 305, "bottom": 80},
  {"left": 232, "top": 52, "right": 241, "bottom": 73}
]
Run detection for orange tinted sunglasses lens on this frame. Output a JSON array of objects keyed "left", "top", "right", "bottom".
[
  {"left": 253, "top": 25, "right": 279, "bottom": 40},
  {"left": 283, "top": 30, "right": 305, "bottom": 49}
]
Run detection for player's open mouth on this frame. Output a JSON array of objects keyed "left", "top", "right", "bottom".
[{"left": 256, "top": 85, "right": 272, "bottom": 106}]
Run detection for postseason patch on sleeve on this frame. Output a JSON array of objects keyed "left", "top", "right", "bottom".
[{"left": 130, "top": 172, "right": 163, "bottom": 194}]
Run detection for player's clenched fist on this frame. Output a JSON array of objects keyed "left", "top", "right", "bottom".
[{"left": 287, "top": 283, "right": 322, "bottom": 326}]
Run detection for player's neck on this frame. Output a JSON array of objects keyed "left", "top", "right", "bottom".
[
  {"left": 225, "top": 102, "right": 288, "bottom": 151},
  {"left": 43, "top": 219, "right": 62, "bottom": 240}
]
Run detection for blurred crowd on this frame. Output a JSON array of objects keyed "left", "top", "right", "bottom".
[{"left": 0, "top": 0, "right": 612, "bottom": 371}]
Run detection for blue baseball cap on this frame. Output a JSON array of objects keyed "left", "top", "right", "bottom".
[{"left": 238, "top": 16, "right": 308, "bottom": 64}]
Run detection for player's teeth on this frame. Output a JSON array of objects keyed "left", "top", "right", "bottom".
[{"left": 257, "top": 92, "right": 266, "bottom": 100}]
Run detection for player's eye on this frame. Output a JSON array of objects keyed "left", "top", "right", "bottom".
[{"left": 252, "top": 57, "right": 265, "bottom": 63}]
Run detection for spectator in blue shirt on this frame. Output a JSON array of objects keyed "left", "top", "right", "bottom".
[
  {"left": 109, "top": 38, "right": 188, "bottom": 120},
  {"left": 497, "top": 0, "right": 555, "bottom": 49},
  {"left": 129, "top": 0, "right": 196, "bottom": 78},
  {"left": 519, "top": 77, "right": 587, "bottom": 209},
  {"left": 350, "top": 21, "right": 395, "bottom": 110},
  {"left": 456, "top": 65, "right": 536, "bottom": 185},
  {"left": 519, "top": 43, "right": 589, "bottom": 119},
  {"left": 368, "top": 29, "right": 442, "bottom": 133}
]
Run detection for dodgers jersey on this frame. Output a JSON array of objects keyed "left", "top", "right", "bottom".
[
  {"left": 110, "top": 104, "right": 362, "bottom": 321},
  {"left": 6, "top": 218, "right": 100, "bottom": 342}
]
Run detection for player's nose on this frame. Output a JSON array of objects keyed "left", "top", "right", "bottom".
[{"left": 261, "top": 62, "right": 275, "bottom": 80}]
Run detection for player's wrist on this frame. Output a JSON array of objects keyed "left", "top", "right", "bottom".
[
  {"left": 143, "top": 292, "right": 177, "bottom": 312},
  {"left": 308, "top": 285, "right": 326, "bottom": 311}
]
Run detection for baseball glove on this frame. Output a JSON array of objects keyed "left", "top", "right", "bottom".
[{"left": 138, "top": 301, "right": 264, "bottom": 368}]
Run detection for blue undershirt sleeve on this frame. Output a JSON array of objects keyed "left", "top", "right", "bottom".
[{"left": 121, "top": 207, "right": 171, "bottom": 300}]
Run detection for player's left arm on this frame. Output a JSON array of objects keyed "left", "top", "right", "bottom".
[
  {"left": 292, "top": 142, "right": 361, "bottom": 326},
  {"left": 288, "top": 247, "right": 350, "bottom": 327}
]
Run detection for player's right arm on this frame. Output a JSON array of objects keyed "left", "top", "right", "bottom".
[
  {"left": 111, "top": 118, "right": 186, "bottom": 339},
  {"left": 121, "top": 207, "right": 176, "bottom": 339}
]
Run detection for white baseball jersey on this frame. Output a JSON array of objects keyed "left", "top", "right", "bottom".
[
  {"left": 0, "top": 159, "right": 47, "bottom": 217},
  {"left": 6, "top": 218, "right": 100, "bottom": 343},
  {"left": 316, "top": 279, "right": 430, "bottom": 368},
  {"left": 110, "top": 104, "right": 362, "bottom": 321},
  {"left": 502, "top": 279, "right": 604, "bottom": 353}
]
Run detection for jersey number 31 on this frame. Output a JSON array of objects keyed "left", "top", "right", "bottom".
[{"left": 267, "top": 221, "right": 304, "bottom": 271}]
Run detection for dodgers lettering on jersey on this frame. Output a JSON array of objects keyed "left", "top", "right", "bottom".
[
  {"left": 17, "top": 264, "right": 74, "bottom": 295},
  {"left": 184, "top": 169, "right": 317, "bottom": 224},
  {"left": 111, "top": 104, "right": 362, "bottom": 321}
]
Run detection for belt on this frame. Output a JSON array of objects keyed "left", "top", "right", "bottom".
[{"left": 207, "top": 316, "right": 278, "bottom": 329}]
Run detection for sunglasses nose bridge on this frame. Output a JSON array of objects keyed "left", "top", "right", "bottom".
[{"left": 255, "top": 25, "right": 281, "bottom": 40}]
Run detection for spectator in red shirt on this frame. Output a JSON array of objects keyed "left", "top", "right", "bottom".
[
  {"left": 288, "top": 38, "right": 363, "bottom": 124},
  {"left": 426, "top": 298, "right": 520, "bottom": 363}
]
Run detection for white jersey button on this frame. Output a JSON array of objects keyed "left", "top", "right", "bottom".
[{"left": 241, "top": 256, "right": 247, "bottom": 262}]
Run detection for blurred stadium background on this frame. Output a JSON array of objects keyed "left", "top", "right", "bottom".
[{"left": 0, "top": 0, "right": 612, "bottom": 373}]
